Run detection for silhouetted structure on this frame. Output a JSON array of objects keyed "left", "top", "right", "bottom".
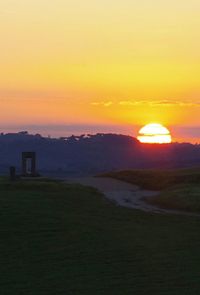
[{"left": 22, "top": 152, "right": 37, "bottom": 176}]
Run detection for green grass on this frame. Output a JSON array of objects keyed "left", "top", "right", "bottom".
[{"left": 1, "top": 177, "right": 200, "bottom": 294}]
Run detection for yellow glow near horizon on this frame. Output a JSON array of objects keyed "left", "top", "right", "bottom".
[
  {"left": 137, "top": 123, "right": 172, "bottom": 144},
  {"left": 0, "top": 0, "right": 199, "bottom": 142}
]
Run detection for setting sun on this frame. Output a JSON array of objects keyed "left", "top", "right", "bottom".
[{"left": 137, "top": 123, "right": 172, "bottom": 144}]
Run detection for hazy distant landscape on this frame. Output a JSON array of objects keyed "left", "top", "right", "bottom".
[
  {"left": 0, "top": 133, "right": 199, "bottom": 295},
  {"left": 0, "top": 131, "right": 199, "bottom": 177},
  {"left": 1, "top": 133, "right": 199, "bottom": 294}
]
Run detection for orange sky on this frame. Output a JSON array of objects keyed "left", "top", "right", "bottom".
[{"left": 0, "top": 0, "right": 200, "bottom": 142}]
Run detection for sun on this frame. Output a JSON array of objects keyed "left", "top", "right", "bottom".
[{"left": 137, "top": 123, "right": 172, "bottom": 144}]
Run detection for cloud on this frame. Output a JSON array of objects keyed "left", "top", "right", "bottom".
[
  {"left": 91, "top": 101, "right": 113, "bottom": 107},
  {"left": 118, "top": 100, "right": 200, "bottom": 107},
  {"left": 91, "top": 99, "right": 200, "bottom": 108},
  {"left": 119, "top": 101, "right": 139, "bottom": 106}
]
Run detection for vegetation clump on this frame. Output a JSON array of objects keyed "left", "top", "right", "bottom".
[
  {"left": 102, "top": 168, "right": 200, "bottom": 212},
  {"left": 102, "top": 168, "right": 200, "bottom": 190}
]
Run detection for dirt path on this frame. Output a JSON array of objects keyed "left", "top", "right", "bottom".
[{"left": 66, "top": 177, "right": 199, "bottom": 216}]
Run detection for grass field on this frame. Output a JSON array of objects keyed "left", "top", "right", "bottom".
[
  {"left": 1, "top": 177, "right": 200, "bottom": 294},
  {"left": 102, "top": 168, "right": 200, "bottom": 212}
]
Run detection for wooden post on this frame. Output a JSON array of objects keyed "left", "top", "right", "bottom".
[{"left": 9, "top": 166, "right": 16, "bottom": 181}]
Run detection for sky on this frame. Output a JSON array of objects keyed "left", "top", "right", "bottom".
[{"left": 0, "top": 0, "right": 200, "bottom": 142}]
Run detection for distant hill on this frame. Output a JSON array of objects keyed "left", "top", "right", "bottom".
[{"left": 0, "top": 132, "right": 199, "bottom": 176}]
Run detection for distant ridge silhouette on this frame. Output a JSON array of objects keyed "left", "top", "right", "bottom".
[{"left": 0, "top": 132, "right": 199, "bottom": 176}]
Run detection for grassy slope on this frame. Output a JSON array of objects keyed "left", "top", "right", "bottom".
[
  {"left": 147, "top": 184, "right": 200, "bottom": 212},
  {"left": 1, "top": 178, "right": 200, "bottom": 294},
  {"left": 102, "top": 168, "right": 200, "bottom": 212},
  {"left": 101, "top": 168, "right": 200, "bottom": 190}
]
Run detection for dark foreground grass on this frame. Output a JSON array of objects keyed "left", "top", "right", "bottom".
[{"left": 1, "top": 178, "right": 200, "bottom": 294}]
